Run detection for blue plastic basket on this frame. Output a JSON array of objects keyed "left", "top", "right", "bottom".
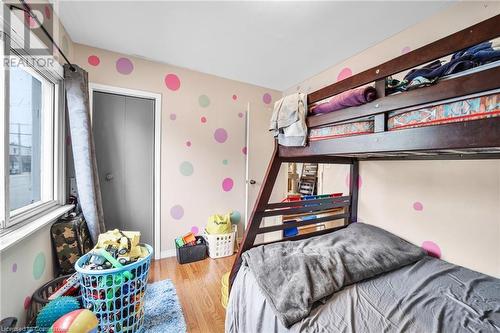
[{"left": 75, "top": 244, "right": 153, "bottom": 333}]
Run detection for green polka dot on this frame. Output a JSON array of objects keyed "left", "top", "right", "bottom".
[
  {"left": 231, "top": 211, "right": 242, "bottom": 224},
  {"left": 198, "top": 95, "right": 210, "bottom": 108},
  {"left": 179, "top": 161, "right": 194, "bottom": 176},
  {"left": 33, "top": 252, "right": 46, "bottom": 280},
  {"left": 222, "top": 159, "right": 228, "bottom": 165}
]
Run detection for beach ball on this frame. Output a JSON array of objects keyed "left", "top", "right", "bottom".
[{"left": 48, "top": 309, "right": 98, "bottom": 333}]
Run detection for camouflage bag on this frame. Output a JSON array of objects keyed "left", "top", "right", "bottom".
[{"left": 51, "top": 213, "right": 94, "bottom": 275}]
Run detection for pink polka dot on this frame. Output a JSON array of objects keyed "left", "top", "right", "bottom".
[
  {"left": 164, "top": 73, "right": 181, "bottom": 91},
  {"left": 232, "top": 94, "right": 238, "bottom": 101},
  {"left": 186, "top": 141, "right": 191, "bottom": 147},
  {"left": 345, "top": 174, "right": 362, "bottom": 189},
  {"left": 401, "top": 46, "right": 412, "bottom": 54},
  {"left": 422, "top": 241, "right": 441, "bottom": 258},
  {"left": 214, "top": 128, "right": 228, "bottom": 143},
  {"left": 44, "top": 5, "right": 51, "bottom": 20},
  {"left": 242, "top": 146, "right": 247, "bottom": 155},
  {"left": 263, "top": 93, "right": 272, "bottom": 104},
  {"left": 222, "top": 178, "right": 234, "bottom": 192},
  {"left": 201, "top": 116, "right": 207, "bottom": 123},
  {"left": 88, "top": 55, "right": 100, "bottom": 66},
  {"left": 191, "top": 226, "right": 199, "bottom": 235},
  {"left": 116, "top": 57, "right": 134, "bottom": 75},
  {"left": 238, "top": 112, "right": 243, "bottom": 118},
  {"left": 170, "top": 205, "right": 184, "bottom": 220},
  {"left": 413, "top": 201, "right": 423, "bottom": 211},
  {"left": 169, "top": 113, "right": 176, "bottom": 120},
  {"left": 337, "top": 67, "right": 352, "bottom": 82},
  {"left": 24, "top": 296, "right": 31, "bottom": 310},
  {"left": 24, "top": 12, "right": 38, "bottom": 28},
  {"left": 12, "top": 263, "right": 17, "bottom": 273}
]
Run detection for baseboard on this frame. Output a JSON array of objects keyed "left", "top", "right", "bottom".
[{"left": 160, "top": 249, "right": 176, "bottom": 259}]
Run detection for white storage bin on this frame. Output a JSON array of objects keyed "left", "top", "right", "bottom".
[{"left": 203, "top": 225, "right": 237, "bottom": 259}]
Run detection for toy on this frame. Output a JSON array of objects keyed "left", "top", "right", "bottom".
[
  {"left": 175, "top": 237, "right": 185, "bottom": 247},
  {"left": 35, "top": 296, "right": 80, "bottom": 328},
  {"left": 48, "top": 273, "right": 80, "bottom": 300},
  {"left": 92, "top": 249, "right": 133, "bottom": 279},
  {"left": 182, "top": 232, "right": 196, "bottom": 244},
  {"left": 48, "top": 309, "right": 98, "bottom": 333}
]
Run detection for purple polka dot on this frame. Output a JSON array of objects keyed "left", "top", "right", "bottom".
[
  {"left": 242, "top": 146, "right": 247, "bottom": 155},
  {"left": 422, "top": 241, "right": 441, "bottom": 258},
  {"left": 401, "top": 46, "right": 412, "bottom": 54},
  {"left": 169, "top": 113, "right": 176, "bottom": 120},
  {"left": 44, "top": 5, "right": 52, "bottom": 20},
  {"left": 24, "top": 296, "right": 31, "bottom": 310},
  {"left": 214, "top": 128, "right": 228, "bottom": 143},
  {"left": 263, "top": 93, "right": 272, "bottom": 104},
  {"left": 413, "top": 201, "right": 423, "bottom": 211},
  {"left": 238, "top": 112, "right": 243, "bottom": 118},
  {"left": 12, "top": 263, "right": 17, "bottom": 273},
  {"left": 201, "top": 116, "right": 207, "bottom": 123},
  {"left": 232, "top": 94, "right": 238, "bottom": 100},
  {"left": 165, "top": 73, "right": 181, "bottom": 91},
  {"left": 88, "top": 55, "right": 100, "bottom": 66},
  {"left": 170, "top": 205, "right": 184, "bottom": 220},
  {"left": 186, "top": 141, "right": 191, "bottom": 147},
  {"left": 116, "top": 57, "right": 134, "bottom": 75},
  {"left": 222, "top": 178, "right": 234, "bottom": 192},
  {"left": 345, "top": 174, "right": 362, "bottom": 189},
  {"left": 191, "top": 226, "right": 199, "bottom": 235},
  {"left": 337, "top": 67, "right": 352, "bottom": 81}
]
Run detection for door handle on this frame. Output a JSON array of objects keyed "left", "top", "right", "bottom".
[
  {"left": 105, "top": 173, "right": 114, "bottom": 181},
  {"left": 249, "top": 179, "right": 256, "bottom": 185}
]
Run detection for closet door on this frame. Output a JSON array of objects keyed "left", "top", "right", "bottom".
[{"left": 93, "top": 91, "right": 154, "bottom": 246}]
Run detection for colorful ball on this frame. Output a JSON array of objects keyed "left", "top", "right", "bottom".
[
  {"left": 36, "top": 296, "right": 80, "bottom": 328},
  {"left": 49, "top": 309, "right": 98, "bottom": 333}
]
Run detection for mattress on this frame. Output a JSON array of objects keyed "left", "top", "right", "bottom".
[
  {"left": 308, "top": 119, "right": 374, "bottom": 141},
  {"left": 307, "top": 92, "right": 500, "bottom": 142},
  {"left": 226, "top": 256, "right": 500, "bottom": 333}
]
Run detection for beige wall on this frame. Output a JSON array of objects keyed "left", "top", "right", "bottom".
[
  {"left": 71, "top": 43, "right": 281, "bottom": 257},
  {"left": 290, "top": 1, "right": 500, "bottom": 277}
]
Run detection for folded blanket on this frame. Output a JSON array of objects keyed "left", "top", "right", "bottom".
[
  {"left": 242, "top": 223, "right": 425, "bottom": 328},
  {"left": 310, "top": 86, "right": 377, "bottom": 115}
]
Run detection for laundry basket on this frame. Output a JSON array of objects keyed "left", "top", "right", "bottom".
[
  {"left": 203, "top": 225, "right": 237, "bottom": 259},
  {"left": 75, "top": 244, "right": 153, "bottom": 333}
]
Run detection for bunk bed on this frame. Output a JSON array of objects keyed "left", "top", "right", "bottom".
[{"left": 226, "top": 15, "right": 500, "bottom": 333}]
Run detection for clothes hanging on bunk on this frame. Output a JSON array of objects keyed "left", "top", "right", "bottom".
[
  {"left": 309, "top": 86, "right": 377, "bottom": 115},
  {"left": 269, "top": 92, "right": 307, "bottom": 147}
]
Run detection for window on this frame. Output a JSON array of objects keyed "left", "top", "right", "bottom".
[{"left": 1, "top": 55, "right": 64, "bottom": 229}]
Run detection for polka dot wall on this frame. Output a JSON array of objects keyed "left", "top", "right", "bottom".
[{"left": 71, "top": 43, "right": 281, "bottom": 254}]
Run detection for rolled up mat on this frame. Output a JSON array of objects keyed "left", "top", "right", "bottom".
[{"left": 310, "top": 86, "right": 378, "bottom": 115}]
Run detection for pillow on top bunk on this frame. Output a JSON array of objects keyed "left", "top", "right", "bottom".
[{"left": 241, "top": 222, "right": 425, "bottom": 328}]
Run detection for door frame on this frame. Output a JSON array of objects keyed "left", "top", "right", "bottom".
[{"left": 89, "top": 83, "right": 162, "bottom": 260}]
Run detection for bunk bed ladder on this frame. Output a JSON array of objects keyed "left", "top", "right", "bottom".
[
  {"left": 298, "top": 163, "right": 318, "bottom": 195},
  {"left": 229, "top": 144, "right": 358, "bottom": 290}
]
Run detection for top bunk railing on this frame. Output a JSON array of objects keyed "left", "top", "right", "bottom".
[{"left": 277, "top": 15, "right": 500, "bottom": 160}]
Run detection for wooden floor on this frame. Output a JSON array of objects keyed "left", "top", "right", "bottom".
[{"left": 149, "top": 255, "right": 235, "bottom": 333}]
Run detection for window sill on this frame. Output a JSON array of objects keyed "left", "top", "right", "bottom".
[{"left": 0, "top": 204, "right": 74, "bottom": 253}]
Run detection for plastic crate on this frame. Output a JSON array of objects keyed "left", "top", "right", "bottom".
[
  {"left": 203, "top": 225, "right": 237, "bottom": 259},
  {"left": 27, "top": 274, "right": 82, "bottom": 326},
  {"left": 175, "top": 236, "right": 207, "bottom": 264},
  {"left": 75, "top": 244, "right": 153, "bottom": 333}
]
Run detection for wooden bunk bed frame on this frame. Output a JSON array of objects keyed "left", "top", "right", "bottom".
[{"left": 229, "top": 15, "right": 500, "bottom": 289}]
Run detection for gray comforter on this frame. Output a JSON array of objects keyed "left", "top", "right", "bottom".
[
  {"left": 241, "top": 223, "right": 425, "bottom": 327},
  {"left": 226, "top": 256, "right": 500, "bottom": 333}
]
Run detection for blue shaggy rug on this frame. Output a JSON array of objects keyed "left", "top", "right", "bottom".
[{"left": 143, "top": 279, "right": 187, "bottom": 333}]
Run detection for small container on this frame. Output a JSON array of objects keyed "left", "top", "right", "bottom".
[
  {"left": 175, "top": 236, "right": 207, "bottom": 264},
  {"left": 203, "top": 225, "right": 237, "bottom": 259}
]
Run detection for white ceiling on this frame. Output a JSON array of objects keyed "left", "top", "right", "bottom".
[{"left": 56, "top": 1, "right": 453, "bottom": 90}]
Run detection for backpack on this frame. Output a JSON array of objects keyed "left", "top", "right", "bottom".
[{"left": 50, "top": 213, "right": 94, "bottom": 275}]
